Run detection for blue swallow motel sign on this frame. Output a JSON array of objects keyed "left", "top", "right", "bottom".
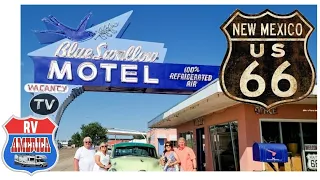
[{"left": 27, "top": 10, "right": 220, "bottom": 129}]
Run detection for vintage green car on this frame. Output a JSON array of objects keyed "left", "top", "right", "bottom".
[{"left": 108, "top": 142, "right": 163, "bottom": 171}]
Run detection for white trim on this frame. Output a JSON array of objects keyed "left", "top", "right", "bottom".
[
  {"left": 259, "top": 119, "right": 263, "bottom": 143},
  {"left": 299, "top": 123, "right": 307, "bottom": 171},
  {"left": 258, "top": 119, "right": 265, "bottom": 171},
  {"left": 260, "top": 118, "right": 317, "bottom": 123},
  {"left": 157, "top": 134, "right": 166, "bottom": 139},
  {"left": 107, "top": 129, "right": 147, "bottom": 136}
]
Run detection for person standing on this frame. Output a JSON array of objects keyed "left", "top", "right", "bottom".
[
  {"left": 93, "top": 142, "right": 111, "bottom": 171},
  {"left": 160, "top": 141, "right": 181, "bottom": 171},
  {"left": 74, "top": 137, "right": 96, "bottom": 171},
  {"left": 174, "top": 137, "right": 197, "bottom": 171}
]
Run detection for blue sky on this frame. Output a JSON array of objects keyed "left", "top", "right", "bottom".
[{"left": 21, "top": 5, "right": 317, "bottom": 140}]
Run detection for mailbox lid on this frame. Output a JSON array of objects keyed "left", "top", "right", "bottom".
[{"left": 253, "top": 143, "right": 288, "bottom": 163}]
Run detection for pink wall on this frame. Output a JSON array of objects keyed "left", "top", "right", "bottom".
[{"left": 147, "top": 128, "right": 177, "bottom": 153}]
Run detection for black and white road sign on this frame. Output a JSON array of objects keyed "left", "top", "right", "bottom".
[
  {"left": 305, "top": 152, "right": 317, "bottom": 171},
  {"left": 219, "top": 9, "right": 316, "bottom": 110}
]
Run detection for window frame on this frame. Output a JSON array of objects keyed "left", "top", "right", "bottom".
[{"left": 208, "top": 120, "right": 240, "bottom": 171}]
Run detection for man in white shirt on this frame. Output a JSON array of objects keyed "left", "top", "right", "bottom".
[{"left": 74, "top": 137, "right": 96, "bottom": 171}]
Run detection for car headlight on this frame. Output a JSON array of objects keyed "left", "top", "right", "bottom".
[{"left": 110, "top": 168, "right": 117, "bottom": 171}]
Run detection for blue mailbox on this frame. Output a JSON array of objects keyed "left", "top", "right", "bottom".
[{"left": 253, "top": 143, "right": 288, "bottom": 163}]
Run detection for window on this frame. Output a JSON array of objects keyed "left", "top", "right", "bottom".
[
  {"left": 261, "top": 122, "right": 281, "bottom": 143},
  {"left": 171, "top": 141, "right": 177, "bottom": 147},
  {"left": 260, "top": 120, "right": 317, "bottom": 171},
  {"left": 301, "top": 123, "right": 317, "bottom": 144},
  {"left": 281, "top": 122, "right": 302, "bottom": 156},
  {"left": 113, "top": 146, "right": 158, "bottom": 159},
  {"left": 179, "top": 131, "right": 194, "bottom": 148}
]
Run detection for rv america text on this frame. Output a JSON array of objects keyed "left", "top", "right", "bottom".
[{"left": 10, "top": 137, "right": 51, "bottom": 153}]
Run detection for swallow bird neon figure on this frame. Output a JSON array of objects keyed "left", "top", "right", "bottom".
[{"left": 33, "top": 12, "right": 95, "bottom": 44}]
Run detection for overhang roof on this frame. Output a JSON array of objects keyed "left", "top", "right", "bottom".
[
  {"left": 148, "top": 79, "right": 317, "bottom": 128},
  {"left": 107, "top": 129, "right": 147, "bottom": 136}
]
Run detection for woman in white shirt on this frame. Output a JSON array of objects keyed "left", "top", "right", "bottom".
[{"left": 93, "top": 142, "right": 111, "bottom": 171}]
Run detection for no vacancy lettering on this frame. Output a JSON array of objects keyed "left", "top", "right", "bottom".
[{"left": 25, "top": 83, "right": 69, "bottom": 93}]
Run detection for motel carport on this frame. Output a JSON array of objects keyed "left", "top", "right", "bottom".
[
  {"left": 107, "top": 128, "right": 147, "bottom": 146},
  {"left": 148, "top": 79, "right": 317, "bottom": 171}
]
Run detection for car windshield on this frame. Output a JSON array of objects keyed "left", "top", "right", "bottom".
[{"left": 113, "top": 146, "right": 157, "bottom": 159}]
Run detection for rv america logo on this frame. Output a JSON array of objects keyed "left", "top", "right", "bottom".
[{"left": 2, "top": 116, "right": 58, "bottom": 175}]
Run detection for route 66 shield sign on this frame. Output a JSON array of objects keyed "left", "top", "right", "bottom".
[
  {"left": 2, "top": 115, "right": 58, "bottom": 175},
  {"left": 219, "top": 9, "right": 316, "bottom": 109},
  {"left": 306, "top": 153, "right": 317, "bottom": 171}
]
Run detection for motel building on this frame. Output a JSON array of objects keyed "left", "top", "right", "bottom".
[
  {"left": 148, "top": 79, "right": 317, "bottom": 171},
  {"left": 147, "top": 128, "right": 177, "bottom": 155}
]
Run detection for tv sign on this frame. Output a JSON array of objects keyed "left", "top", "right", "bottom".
[{"left": 30, "top": 94, "right": 59, "bottom": 115}]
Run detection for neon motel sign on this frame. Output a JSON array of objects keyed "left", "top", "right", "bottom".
[
  {"left": 27, "top": 10, "right": 220, "bottom": 130},
  {"left": 29, "top": 11, "right": 220, "bottom": 93},
  {"left": 36, "top": 56, "right": 217, "bottom": 90}
]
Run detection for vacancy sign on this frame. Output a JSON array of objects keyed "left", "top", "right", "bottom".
[{"left": 24, "top": 83, "right": 68, "bottom": 93}]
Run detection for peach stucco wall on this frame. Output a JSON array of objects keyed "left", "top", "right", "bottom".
[
  {"left": 174, "top": 103, "right": 317, "bottom": 171},
  {"left": 147, "top": 128, "right": 177, "bottom": 153}
]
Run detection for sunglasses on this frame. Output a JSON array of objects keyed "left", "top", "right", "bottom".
[
  {"left": 165, "top": 144, "right": 171, "bottom": 147},
  {"left": 101, "top": 146, "right": 106, "bottom": 147},
  {"left": 85, "top": 141, "right": 92, "bottom": 144}
]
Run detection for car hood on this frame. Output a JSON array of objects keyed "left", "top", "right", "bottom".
[{"left": 110, "top": 156, "right": 162, "bottom": 171}]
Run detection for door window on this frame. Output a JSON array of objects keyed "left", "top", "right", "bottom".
[{"left": 209, "top": 121, "right": 239, "bottom": 171}]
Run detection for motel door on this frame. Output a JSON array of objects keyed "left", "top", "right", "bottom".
[
  {"left": 209, "top": 122, "right": 240, "bottom": 171},
  {"left": 158, "top": 138, "right": 165, "bottom": 156},
  {"left": 196, "top": 128, "right": 206, "bottom": 171}
]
